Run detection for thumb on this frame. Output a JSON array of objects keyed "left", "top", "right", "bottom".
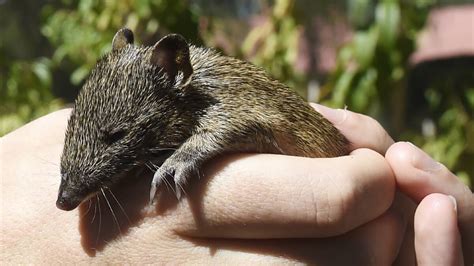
[{"left": 415, "top": 193, "right": 463, "bottom": 266}]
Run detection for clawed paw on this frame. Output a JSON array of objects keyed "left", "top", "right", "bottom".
[{"left": 149, "top": 161, "right": 196, "bottom": 205}]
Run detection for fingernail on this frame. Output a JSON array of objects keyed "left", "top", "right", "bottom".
[
  {"left": 407, "top": 142, "right": 442, "bottom": 173},
  {"left": 311, "top": 103, "right": 347, "bottom": 125},
  {"left": 448, "top": 195, "right": 457, "bottom": 213}
]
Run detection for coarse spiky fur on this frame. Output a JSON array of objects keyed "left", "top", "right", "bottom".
[{"left": 56, "top": 29, "right": 348, "bottom": 211}]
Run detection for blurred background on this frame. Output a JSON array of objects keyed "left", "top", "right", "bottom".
[{"left": 0, "top": 0, "right": 473, "bottom": 188}]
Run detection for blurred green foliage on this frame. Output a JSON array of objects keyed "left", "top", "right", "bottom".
[
  {"left": 323, "top": 0, "right": 473, "bottom": 187},
  {"left": 41, "top": 0, "right": 200, "bottom": 85},
  {"left": 1, "top": 57, "right": 63, "bottom": 133},
  {"left": 1, "top": 0, "right": 62, "bottom": 133},
  {"left": 242, "top": 0, "right": 302, "bottom": 92},
  {"left": 1, "top": 0, "right": 200, "bottom": 135},
  {"left": 1, "top": 0, "right": 472, "bottom": 187}
]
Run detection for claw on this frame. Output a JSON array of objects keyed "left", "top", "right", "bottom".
[
  {"left": 149, "top": 184, "right": 157, "bottom": 206},
  {"left": 149, "top": 170, "right": 163, "bottom": 206},
  {"left": 175, "top": 186, "right": 182, "bottom": 200},
  {"left": 173, "top": 168, "right": 186, "bottom": 200}
]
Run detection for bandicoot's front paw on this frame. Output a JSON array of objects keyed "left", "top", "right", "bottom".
[{"left": 149, "top": 160, "right": 197, "bottom": 204}]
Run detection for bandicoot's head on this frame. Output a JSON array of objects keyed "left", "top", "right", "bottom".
[{"left": 56, "top": 28, "right": 193, "bottom": 210}]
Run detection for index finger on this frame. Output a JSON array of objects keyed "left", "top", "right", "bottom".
[
  {"left": 311, "top": 103, "right": 394, "bottom": 154},
  {"left": 151, "top": 148, "right": 395, "bottom": 239}
]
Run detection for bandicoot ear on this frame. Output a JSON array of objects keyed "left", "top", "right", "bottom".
[
  {"left": 150, "top": 34, "right": 193, "bottom": 87},
  {"left": 112, "top": 28, "right": 134, "bottom": 51}
]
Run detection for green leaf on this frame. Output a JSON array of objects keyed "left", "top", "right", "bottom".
[
  {"left": 353, "top": 26, "right": 379, "bottom": 69},
  {"left": 348, "top": 0, "right": 373, "bottom": 27},
  {"left": 78, "top": 0, "right": 94, "bottom": 13},
  {"left": 352, "top": 68, "right": 378, "bottom": 111},
  {"left": 71, "top": 65, "right": 90, "bottom": 85},
  {"left": 457, "top": 171, "right": 472, "bottom": 188},
  {"left": 31, "top": 58, "right": 52, "bottom": 87},
  {"left": 375, "top": 0, "right": 400, "bottom": 49},
  {"left": 466, "top": 88, "right": 474, "bottom": 109},
  {"left": 332, "top": 70, "right": 356, "bottom": 107}
]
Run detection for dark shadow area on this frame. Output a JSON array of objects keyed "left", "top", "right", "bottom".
[
  {"left": 407, "top": 56, "right": 474, "bottom": 127},
  {"left": 78, "top": 168, "right": 153, "bottom": 256},
  {"left": 406, "top": 55, "right": 474, "bottom": 181},
  {"left": 77, "top": 163, "right": 189, "bottom": 256}
]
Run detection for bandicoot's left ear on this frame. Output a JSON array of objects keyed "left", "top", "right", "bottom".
[
  {"left": 150, "top": 34, "right": 193, "bottom": 87},
  {"left": 112, "top": 28, "right": 134, "bottom": 52}
]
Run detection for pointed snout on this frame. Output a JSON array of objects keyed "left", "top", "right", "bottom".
[
  {"left": 56, "top": 189, "right": 81, "bottom": 211},
  {"left": 56, "top": 172, "right": 83, "bottom": 211}
]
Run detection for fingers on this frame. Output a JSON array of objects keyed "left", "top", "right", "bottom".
[
  {"left": 354, "top": 209, "right": 406, "bottom": 265},
  {"left": 386, "top": 141, "right": 474, "bottom": 265},
  {"left": 163, "top": 208, "right": 404, "bottom": 265},
  {"left": 159, "top": 149, "right": 395, "bottom": 239},
  {"left": 415, "top": 193, "right": 463, "bottom": 266},
  {"left": 200, "top": 209, "right": 404, "bottom": 265},
  {"left": 311, "top": 103, "right": 394, "bottom": 154},
  {"left": 385, "top": 142, "right": 474, "bottom": 223}
]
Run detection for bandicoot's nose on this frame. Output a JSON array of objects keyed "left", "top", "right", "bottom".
[{"left": 56, "top": 191, "right": 80, "bottom": 211}]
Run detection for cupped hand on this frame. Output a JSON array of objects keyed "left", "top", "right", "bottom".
[
  {"left": 1, "top": 107, "right": 401, "bottom": 264},
  {"left": 314, "top": 104, "right": 473, "bottom": 265}
]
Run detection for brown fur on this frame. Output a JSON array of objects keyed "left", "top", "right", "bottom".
[{"left": 56, "top": 29, "right": 348, "bottom": 211}]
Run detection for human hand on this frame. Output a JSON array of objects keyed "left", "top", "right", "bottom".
[
  {"left": 1, "top": 108, "right": 402, "bottom": 264},
  {"left": 313, "top": 103, "right": 473, "bottom": 265},
  {"left": 386, "top": 142, "right": 473, "bottom": 265}
]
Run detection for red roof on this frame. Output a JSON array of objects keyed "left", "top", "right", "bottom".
[{"left": 411, "top": 4, "right": 474, "bottom": 64}]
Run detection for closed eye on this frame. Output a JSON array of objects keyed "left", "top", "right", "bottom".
[{"left": 101, "top": 128, "right": 127, "bottom": 144}]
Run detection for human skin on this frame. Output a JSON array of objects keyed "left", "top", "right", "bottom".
[
  {"left": 1, "top": 105, "right": 471, "bottom": 264},
  {"left": 314, "top": 104, "right": 473, "bottom": 265},
  {"left": 386, "top": 142, "right": 473, "bottom": 265},
  {"left": 1, "top": 107, "right": 399, "bottom": 264}
]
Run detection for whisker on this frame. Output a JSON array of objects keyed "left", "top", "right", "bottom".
[
  {"left": 101, "top": 188, "right": 122, "bottom": 235},
  {"left": 162, "top": 175, "right": 173, "bottom": 192},
  {"left": 33, "top": 155, "right": 60, "bottom": 166},
  {"left": 151, "top": 147, "right": 176, "bottom": 152},
  {"left": 150, "top": 162, "right": 173, "bottom": 193},
  {"left": 196, "top": 166, "right": 203, "bottom": 180},
  {"left": 162, "top": 167, "right": 178, "bottom": 196},
  {"left": 80, "top": 199, "right": 93, "bottom": 219},
  {"left": 28, "top": 170, "right": 60, "bottom": 179},
  {"left": 176, "top": 181, "right": 188, "bottom": 198},
  {"left": 91, "top": 198, "right": 98, "bottom": 224},
  {"left": 149, "top": 162, "right": 160, "bottom": 171},
  {"left": 106, "top": 187, "right": 131, "bottom": 225},
  {"left": 30, "top": 169, "right": 59, "bottom": 174},
  {"left": 145, "top": 163, "right": 154, "bottom": 172},
  {"left": 95, "top": 194, "right": 102, "bottom": 247}
]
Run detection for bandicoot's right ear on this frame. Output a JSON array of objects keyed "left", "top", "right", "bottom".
[
  {"left": 112, "top": 28, "right": 134, "bottom": 51},
  {"left": 150, "top": 34, "right": 193, "bottom": 87}
]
